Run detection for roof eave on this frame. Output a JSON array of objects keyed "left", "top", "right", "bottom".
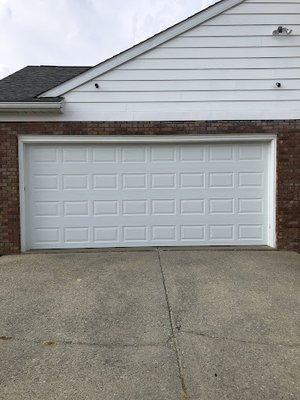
[{"left": 0, "top": 100, "right": 64, "bottom": 113}]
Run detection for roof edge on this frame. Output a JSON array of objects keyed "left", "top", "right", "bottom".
[
  {"left": 40, "top": 0, "right": 245, "bottom": 98},
  {"left": 0, "top": 100, "right": 64, "bottom": 113}
]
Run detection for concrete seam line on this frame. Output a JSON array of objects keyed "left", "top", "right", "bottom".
[{"left": 156, "top": 248, "right": 189, "bottom": 399}]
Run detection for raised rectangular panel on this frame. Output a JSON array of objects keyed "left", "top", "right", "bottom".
[
  {"left": 92, "top": 147, "right": 117, "bottom": 162},
  {"left": 209, "top": 145, "right": 233, "bottom": 161},
  {"left": 209, "top": 225, "right": 234, "bottom": 240},
  {"left": 209, "top": 199, "right": 234, "bottom": 214},
  {"left": 33, "top": 228, "right": 60, "bottom": 243},
  {"left": 33, "top": 202, "right": 59, "bottom": 217},
  {"left": 238, "top": 144, "right": 263, "bottom": 161},
  {"left": 31, "top": 147, "right": 58, "bottom": 163},
  {"left": 124, "top": 226, "right": 147, "bottom": 241},
  {"left": 64, "top": 201, "right": 89, "bottom": 217},
  {"left": 64, "top": 227, "right": 89, "bottom": 243},
  {"left": 151, "top": 174, "right": 175, "bottom": 189},
  {"left": 63, "top": 148, "right": 88, "bottom": 162},
  {"left": 181, "top": 226, "right": 205, "bottom": 240},
  {"left": 180, "top": 173, "right": 204, "bottom": 188},
  {"left": 238, "top": 198, "right": 263, "bottom": 214},
  {"left": 239, "top": 225, "right": 263, "bottom": 240},
  {"left": 33, "top": 175, "right": 58, "bottom": 190},
  {"left": 180, "top": 199, "right": 204, "bottom": 215},
  {"left": 151, "top": 146, "right": 175, "bottom": 162},
  {"left": 209, "top": 173, "right": 233, "bottom": 188},
  {"left": 239, "top": 173, "right": 263, "bottom": 188},
  {"left": 152, "top": 226, "right": 176, "bottom": 240},
  {"left": 122, "top": 147, "right": 146, "bottom": 162},
  {"left": 152, "top": 200, "right": 175, "bottom": 215},
  {"left": 123, "top": 200, "right": 147, "bottom": 215},
  {"left": 94, "top": 174, "right": 117, "bottom": 189},
  {"left": 63, "top": 175, "right": 88, "bottom": 190},
  {"left": 94, "top": 201, "right": 118, "bottom": 216},
  {"left": 180, "top": 146, "right": 204, "bottom": 161},
  {"left": 94, "top": 227, "right": 118, "bottom": 242},
  {"left": 123, "top": 174, "right": 146, "bottom": 189}
]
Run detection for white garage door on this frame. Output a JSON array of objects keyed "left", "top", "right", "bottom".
[{"left": 25, "top": 142, "right": 270, "bottom": 249}]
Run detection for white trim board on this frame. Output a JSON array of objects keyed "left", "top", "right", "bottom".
[
  {"left": 19, "top": 134, "right": 276, "bottom": 144},
  {"left": 40, "top": 0, "right": 245, "bottom": 97},
  {"left": 18, "top": 133, "right": 277, "bottom": 251},
  {"left": 0, "top": 101, "right": 64, "bottom": 113}
]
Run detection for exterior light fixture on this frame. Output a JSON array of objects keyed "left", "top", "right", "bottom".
[{"left": 272, "top": 26, "right": 293, "bottom": 36}]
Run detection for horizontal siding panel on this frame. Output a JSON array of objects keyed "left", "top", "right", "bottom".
[
  {"left": 69, "top": 98, "right": 296, "bottom": 121},
  {"left": 182, "top": 24, "right": 300, "bottom": 37},
  {"left": 64, "top": 100, "right": 300, "bottom": 112},
  {"left": 99, "top": 69, "right": 300, "bottom": 80},
  {"left": 225, "top": 3, "right": 300, "bottom": 13},
  {"left": 65, "top": 90, "right": 300, "bottom": 102},
  {"left": 67, "top": 102, "right": 300, "bottom": 121},
  {"left": 203, "top": 14, "right": 300, "bottom": 25},
  {"left": 2, "top": 102, "right": 299, "bottom": 121},
  {"left": 161, "top": 36, "right": 300, "bottom": 48},
  {"left": 143, "top": 47, "right": 299, "bottom": 59},
  {"left": 116, "top": 57, "right": 300, "bottom": 70},
  {"left": 75, "top": 80, "right": 300, "bottom": 92}
]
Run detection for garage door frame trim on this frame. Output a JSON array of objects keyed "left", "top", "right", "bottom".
[{"left": 18, "top": 134, "right": 277, "bottom": 251}]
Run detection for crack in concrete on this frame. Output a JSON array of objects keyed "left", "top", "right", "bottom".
[
  {"left": 0, "top": 335, "right": 169, "bottom": 349},
  {"left": 181, "top": 330, "right": 300, "bottom": 349},
  {"left": 157, "top": 248, "right": 190, "bottom": 400}
]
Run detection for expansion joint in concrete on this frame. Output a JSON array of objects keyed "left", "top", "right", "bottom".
[{"left": 156, "top": 248, "right": 189, "bottom": 400}]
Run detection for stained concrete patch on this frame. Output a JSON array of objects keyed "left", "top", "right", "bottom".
[
  {"left": 0, "top": 340, "right": 181, "bottom": 400},
  {"left": 178, "top": 332, "right": 299, "bottom": 400},
  {"left": 160, "top": 250, "right": 300, "bottom": 345},
  {"left": 0, "top": 252, "right": 170, "bottom": 345}
]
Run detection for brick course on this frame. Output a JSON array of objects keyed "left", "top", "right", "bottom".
[{"left": 0, "top": 120, "right": 299, "bottom": 254}]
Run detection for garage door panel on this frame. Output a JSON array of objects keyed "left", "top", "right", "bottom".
[
  {"left": 26, "top": 142, "right": 270, "bottom": 249},
  {"left": 32, "top": 201, "right": 60, "bottom": 217},
  {"left": 29, "top": 146, "right": 59, "bottom": 163},
  {"left": 31, "top": 227, "right": 61, "bottom": 245},
  {"left": 32, "top": 214, "right": 266, "bottom": 226},
  {"left": 238, "top": 198, "right": 264, "bottom": 214}
]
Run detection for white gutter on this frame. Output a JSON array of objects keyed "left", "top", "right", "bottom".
[{"left": 0, "top": 101, "right": 64, "bottom": 113}]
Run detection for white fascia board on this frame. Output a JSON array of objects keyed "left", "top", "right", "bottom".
[
  {"left": 40, "top": 0, "right": 245, "bottom": 97},
  {"left": 0, "top": 101, "right": 64, "bottom": 113}
]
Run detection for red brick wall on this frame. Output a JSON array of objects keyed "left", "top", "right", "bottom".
[{"left": 0, "top": 120, "right": 299, "bottom": 254}]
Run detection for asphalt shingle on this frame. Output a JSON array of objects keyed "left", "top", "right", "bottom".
[{"left": 0, "top": 65, "right": 91, "bottom": 102}]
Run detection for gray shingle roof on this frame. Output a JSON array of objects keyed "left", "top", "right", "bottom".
[{"left": 0, "top": 65, "right": 91, "bottom": 102}]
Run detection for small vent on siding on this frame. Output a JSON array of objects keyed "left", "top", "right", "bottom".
[{"left": 272, "top": 26, "right": 293, "bottom": 36}]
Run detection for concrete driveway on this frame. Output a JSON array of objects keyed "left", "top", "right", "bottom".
[{"left": 0, "top": 249, "right": 299, "bottom": 400}]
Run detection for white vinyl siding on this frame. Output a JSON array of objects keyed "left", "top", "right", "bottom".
[
  {"left": 66, "top": 91, "right": 300, "bottom": 102},
  {"left": 61, "top": 0, "right": 300, "bottom": 120},
  {"left": 2, "top": 0, "right": 299, "bottom": 121}
]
